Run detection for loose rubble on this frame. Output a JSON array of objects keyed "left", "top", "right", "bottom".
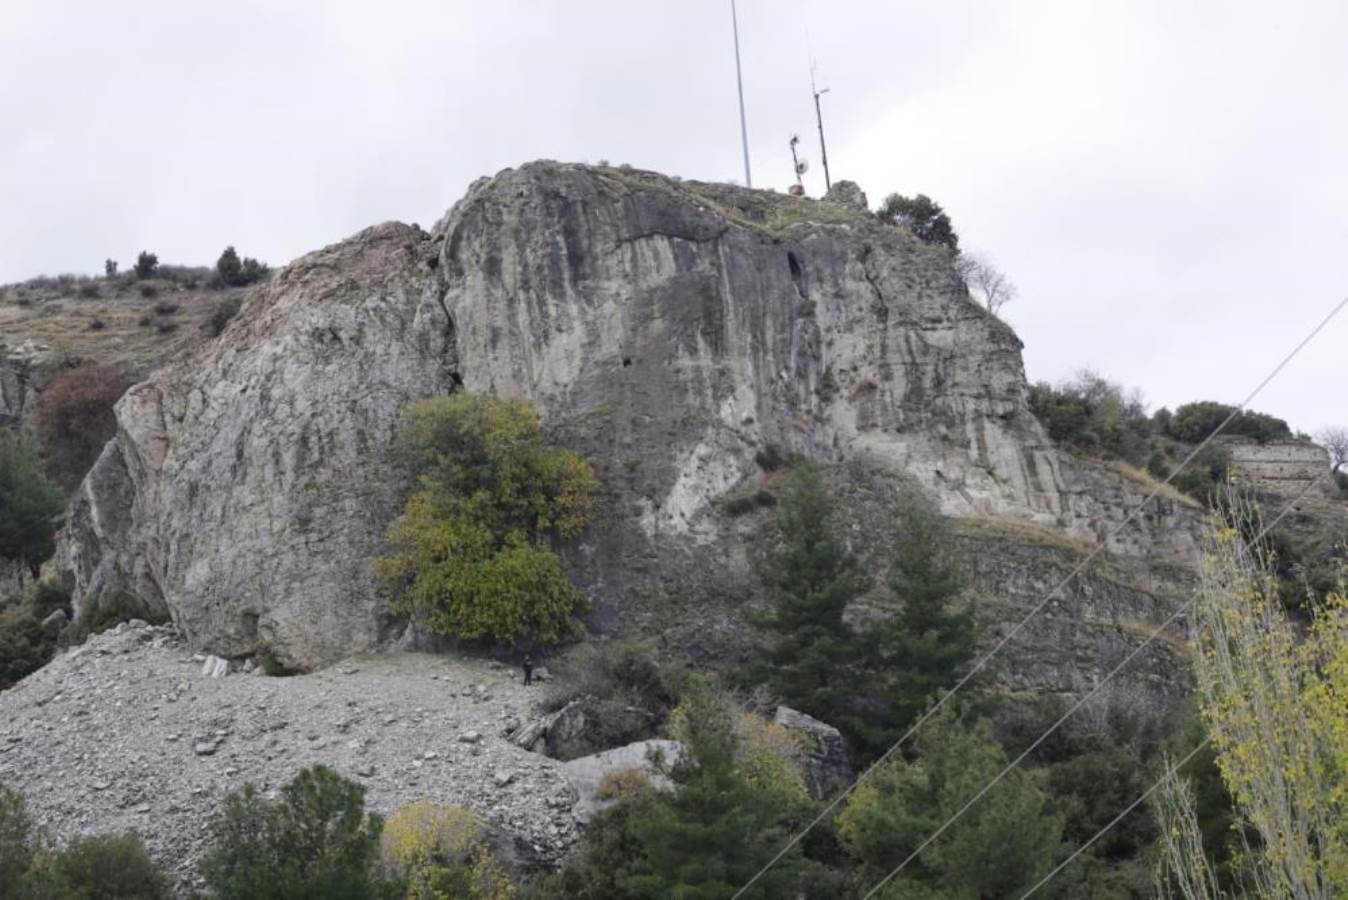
[{"left": 0, "top": 622, "right": 580, "bottom": 889}]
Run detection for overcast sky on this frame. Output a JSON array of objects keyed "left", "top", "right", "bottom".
[{"left": 2, "top": 1, "right": 1343, "bottom": 434}]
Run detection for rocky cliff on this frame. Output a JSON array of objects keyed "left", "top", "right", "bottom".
[{"left": 57, "top": 162, "right": 1203, "bottom": 695}]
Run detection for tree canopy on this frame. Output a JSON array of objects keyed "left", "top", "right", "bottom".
[
  {"left": 0, "top": 431, "right": 64, "bottom": 579},
  {"left": 376, "top": 393, "right": 598, "bottom": 647}
]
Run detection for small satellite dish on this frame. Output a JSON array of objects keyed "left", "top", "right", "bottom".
[{"left": 796, "top": 159, "right": 809, "bottom": 175}]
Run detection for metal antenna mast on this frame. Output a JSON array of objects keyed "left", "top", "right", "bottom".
[
  {"left": 811, "top": 63, "right": 831, "bottom": 191},
  {"left": 731, "top": 0, "right": 752, "bottom": 187}
]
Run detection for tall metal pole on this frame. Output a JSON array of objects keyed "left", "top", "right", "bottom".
[
  {"left": 812, "top": 68, "right": 831, "bottom": 191},
  {"left": 731, "top": 0, "right": 752, "bottom": 188}
]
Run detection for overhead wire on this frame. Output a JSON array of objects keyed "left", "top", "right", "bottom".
[{"left": 733, "top": 294, "right": 1347, "bottom": 898}]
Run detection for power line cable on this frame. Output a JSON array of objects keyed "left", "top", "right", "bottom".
[
  {"left": 860, "top": 476, "right": 1322, "bottom": 899},
  {"left": 732, "top": 293, "right": 1347, "bottom": 898},
  {"left": 1019, "top": 737, "right": 1212, "bottom": 899}
]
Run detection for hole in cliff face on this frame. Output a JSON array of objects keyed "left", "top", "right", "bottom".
[
  {"left": 622, "top": 357, "right": 632, "bottom": 368},
  {"left": 786, "top": 251, "right": 806, "bottom": 299},
  {"left": 240, "top": 611, "right": 259, "bottom": 642}
]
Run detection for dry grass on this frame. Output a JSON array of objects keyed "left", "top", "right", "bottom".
[
  {"left": 1, "top": 275, "right": 246, "bottom": 374},
  {"left": 1104, "top": 459, "right": 1203, "bottom": 509},
  {"left": 1113, "top": 615, "right": 1193, "bottom": 658},
  {"left": 952, "top": 514, "right": 1099, "bottom": 557}
]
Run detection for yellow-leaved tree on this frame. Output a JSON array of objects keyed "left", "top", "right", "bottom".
[
  {"left": 1153, "top": 494, "right": 1348, "bottom": 899},
  {"left": 375, "top": 394, "right": 598, "bottom": 646}
]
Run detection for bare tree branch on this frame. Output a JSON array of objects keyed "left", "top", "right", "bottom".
[
  {"left": 1318, "top": 427, "right": 1347, "bottom": 472},
  {"left": 954, "top": 251, "right": 1017, "bottom": 316}
]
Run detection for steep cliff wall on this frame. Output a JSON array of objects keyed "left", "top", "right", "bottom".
[{"left": 58, "top": 162, "right": 1203, "bottom": 683}]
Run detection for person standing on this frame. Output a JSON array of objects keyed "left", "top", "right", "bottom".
[{"left": 522, "top": 653, "right": 534, "bottom": 687}]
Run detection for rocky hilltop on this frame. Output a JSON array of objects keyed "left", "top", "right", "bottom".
[{"left": 57, "top": 163, "right": 1201, "bottom": 701}]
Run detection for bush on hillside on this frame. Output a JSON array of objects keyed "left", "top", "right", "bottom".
[
  {"left": 216, "top": 246, "right": 270, "bottom": 287},
  {"left": 207, "top": 295, "right": 243, "bottom": 337},
  {"left": 1165, "top": 400, "right": 1291, "bottom": 444},
  {"left": 376, "top": 393, "right": 598, "bottom": 647},
  {"left": 1028, "top": 371, "right": 1152, "bottom": 464},
  {"left": 200, "top": 765, "right": 395, "bottom": 900},
  {"left": 0, "top": 786, "right": 169, "bottom": 899},
  {"left": 26, "top": 832, "right": 172, "bottom": 899},
  {"left": 380, "top": 800, "right": 514, "bottom": 900},
  {"left": 541, "top": 642, "right": 679, "bottom": 758},
  {"left": 133, "top": 251, "right": 158, "bottom": 279},
  {"left": 34, "top": 362, "right": 130, "bottom": 493},
  {"left": 876, "top": 193, "right": 960, "bottom": 250}
]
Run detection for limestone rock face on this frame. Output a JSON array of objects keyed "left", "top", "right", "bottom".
[
  {"left": 58, "top": 162, "right": 1202, "bottom": 674},
  {"left": 60, "top": 222, "right": 453, "bottom": 668}
]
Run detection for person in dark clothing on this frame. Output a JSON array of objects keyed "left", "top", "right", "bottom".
[{"left": 522, "top": 653, "right": 534, "bottom": 686}]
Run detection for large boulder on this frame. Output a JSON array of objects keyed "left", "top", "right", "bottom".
[
  {"left": 561, "top": 738, "right": 682, "bottom": 822},
  {"left": 774, "top": 705, "right": 851, "bottom": 799}
]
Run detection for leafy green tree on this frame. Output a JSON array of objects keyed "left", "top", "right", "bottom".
[
  {"left": 1166, "top": 400, "right": 1290, "bottom": 444},
  {"left": 744, "top": 462, "right": 869, "bottom": 718},
  {"left": 133, "top": 251, "right": 158, "bottom": 279},
  {"left": 842, "top": 497, "right": 975, "bottom": 759},
  {"left": 876, "top": 193, "right": 959, "bottom": 250},
  {"left": 837, "top": 707, "right": 1065, "bottom": 899},
  {"left": 528, "top": 682, "right": 828, "bottom": 899},
  {"left": 201, "top": 765, "right": 395, "bottom": 900},
  {"left": 376, "top": 394, "right": 598, "bottom": 647},
  {"left": 103, "top": 259, "right": 117, "bottom": 277},
  {"left": 0, "top": 431, "right": 64, "bottom": 580}
]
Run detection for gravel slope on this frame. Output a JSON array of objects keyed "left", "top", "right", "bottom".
[{"left": 0, "top": 621, "right": 580, "bottom": 891}]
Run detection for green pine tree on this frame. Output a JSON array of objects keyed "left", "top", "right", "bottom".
[
  {"left": 745, "top": 463, "right": 869, "bottom": 720},
  {"left": 838, "top": 706, "right": 1065, "bottom": 898},
  {"left": 527, "top": 682, "right": 829, "bottom": 899},
  {"left": 0, "top": 431, "right": 64, "bottom": 580},
  {"left": 844, "top": 497, "right": 976, "bottom": 759}
]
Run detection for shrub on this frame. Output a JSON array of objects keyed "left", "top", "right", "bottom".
[
  {"left": 138, "top": 313, "right": 153, "bottom": 327},
  {"left": 1166, "top": 400, "right": 1291, "bottom": 443},
  {"left": 153, "top": 300, "right": 178, "bottom": 316},
  {"left": 595, "top": 767, "right": 653, "bottom": 801},
  {"left": 216, "top": 246, "right": 270, "bottom": 287},
  {"left": 69, "top": 591, "right": 165, "bottom": 643},
  {"left": 754, "top": 444, "right": 788, "bottom": 472},
  {"left": 1028, "top": 371, "right": 1152, "bottom": 464},
  {"left": 32, "top": 832, "right": 171, "bottom": 899},
  {"left": 200, "top": 765, "right": 393, "bottom": 900},
  {"left": 541, "top": 642, "right": 678, "bottom": 758},
  {"left": 0, "top": 607, "right": 53, "bottom": 690},
  {"left": 0, "top": 784, "right": 35, "bottom": 893},
  {"left": 0, "top": 431, "right": 64, "bottom": 580},
  {"left": 139, "top": 284, "right": 158, "bottom": 298},
  {"left": 35, "top": 362, "right": 130, "bottom": 494},
  {"left": 207, "top": 296, "right": 242, "bottom": 337},
  {"left": 86, "top": 317, "right": 105, "bottom": 331},
  {"left": 104, "top": 259, "right": 118, "bottom": 277},
  {"left": 1146, "top": 449, "right": 1171, "bottom": 479},
  {"left": 77, "top": 283, "right": 99, "bottom": 299},
  {"left": 376, "top": 394, "right": 598, "bottom": 647},
  {"left": 876, "top": 193, "right": 959, "bottom": 250},
  {"left": 156, "top": 319, "right": 178, "bottom": 335},
  {"left": 1170, "top": 444, "right": 1231, "bottom": 504},
  {"left": 380, "top": 801, "right": 514, "bottom": 900},
  {"left": 133, "top": 251, "right": 158, "bottom": 279}
]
